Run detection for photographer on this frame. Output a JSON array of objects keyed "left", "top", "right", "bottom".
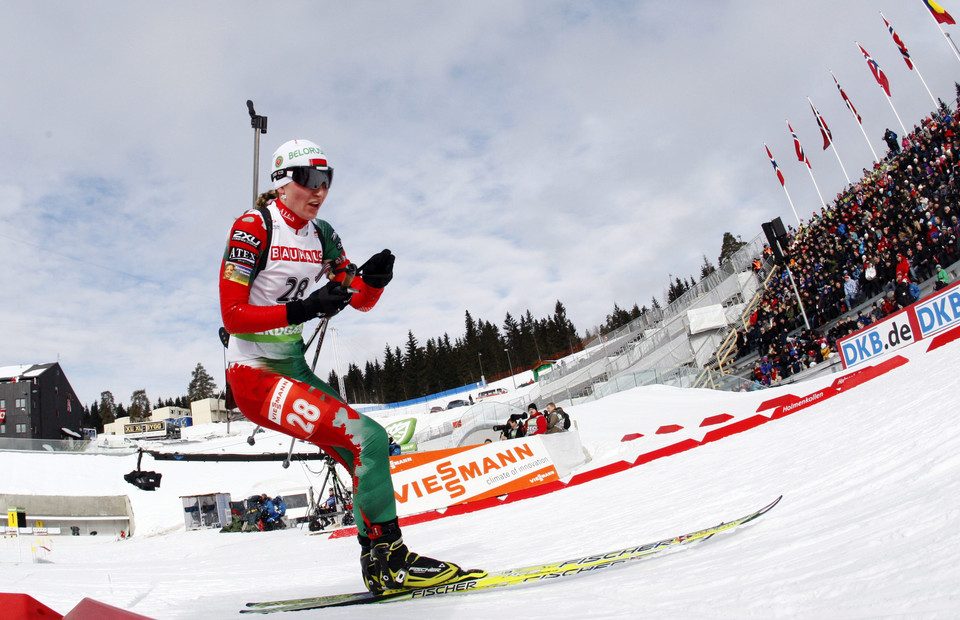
[
  {"left": 319, "top": 488, "right": 337, "bottom": 514},
  {"left": 241, "top": 495, "right": 264, "bottom": 532},
  {"left": 261, "top": 494, "right": 286, "bottom": 531},
  {"left": 493, "top": 413, "right": 527, "bottom": 441},
  {"left": 388, "top": 436, "right": 402, "bottom": 456},
  {"left": 524, "top": 403, "right": 546, "bottom": 436},
  {"left": 544, "top": 402, "right": 570, "bottom": 434}
]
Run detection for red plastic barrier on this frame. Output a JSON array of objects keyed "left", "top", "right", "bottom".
[
  {"left": 0, "top": 593, "right": 63, "bottom": 619},
  {"left": 700, "top": 413, "right": 733, "bottom": 427},
  {"left": 63, "top": 598, "right": 155, "bottom": 620},
  {"left": 655, "top": 424, "right": 683, "bottom": 434},
  {"left": 927, "top": 321, "right": 960, "bottom": 351}
]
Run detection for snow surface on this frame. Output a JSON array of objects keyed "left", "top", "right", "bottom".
[{"left": 1, "top": 336, "right": 959, "bottom": 619}]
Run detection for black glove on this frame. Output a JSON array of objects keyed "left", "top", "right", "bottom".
[
  {"left": 358, "top": 249, "right": 395, "bottom": 289},
  {"left": 286, "top": 281, "right": 353, "bottom": 325}
]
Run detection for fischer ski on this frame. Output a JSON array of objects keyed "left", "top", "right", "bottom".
[{"left": 242, "top": 495, "right": 781, "bottom": 613}]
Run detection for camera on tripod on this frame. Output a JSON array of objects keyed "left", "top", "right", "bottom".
[{"left": 307, "top": 451, "right": 354, "bottom": 532}]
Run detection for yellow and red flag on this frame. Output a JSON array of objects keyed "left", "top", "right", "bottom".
[{"left": 924, "top": 0, "right": 956, "bottom": 25}]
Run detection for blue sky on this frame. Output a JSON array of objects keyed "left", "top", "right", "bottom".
[{"left": 2, "top": 1, "right": 958, "bottom": 405}]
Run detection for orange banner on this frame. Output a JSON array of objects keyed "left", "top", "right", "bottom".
[{"left": 389, "top": 437, "right": 559, "bottom": 516}]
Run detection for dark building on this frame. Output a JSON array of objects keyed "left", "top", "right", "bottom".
[{"left": 0, "top": 363, "right": 84, "bottom": 440}]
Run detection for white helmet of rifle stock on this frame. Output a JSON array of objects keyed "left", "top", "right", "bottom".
[{"left": 270, "top": 139, "right": 334, "bottom": 189}]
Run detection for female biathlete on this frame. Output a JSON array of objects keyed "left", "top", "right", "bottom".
[{"left": 219, "top": 138, "right": 483, "bottom": 592}]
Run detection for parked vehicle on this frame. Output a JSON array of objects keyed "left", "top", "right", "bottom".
[
  {"left": 446, "top": 399, "right": 470, "bottom": 410},
  {"left": 477, "top": 388, "right": 508, "bottom": 401},
  {"left": 429, "top": 406, "right": 444, "bottom": 413}
]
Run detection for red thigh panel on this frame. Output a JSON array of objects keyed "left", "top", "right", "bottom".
[{"left": 228, "top": 364, "right": 360, "bottom": 454}]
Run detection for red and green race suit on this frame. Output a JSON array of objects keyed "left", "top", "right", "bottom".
[{"left": 219, "top": 198, "right": 391, "bottom": 535}]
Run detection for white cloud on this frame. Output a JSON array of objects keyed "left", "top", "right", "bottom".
[{"left": 2, "top": 1, "right": 955, "bottom": 403}]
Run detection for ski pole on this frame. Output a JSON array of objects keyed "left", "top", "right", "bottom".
[
  {"left": 247, "top": 100, "right": 268, "bottom": 208},
  {"left": 305, "top": 264, "right": 358, "bottom": 371},
  {"left": 310, "top": 319, "right": 330, "bottom": 373}
]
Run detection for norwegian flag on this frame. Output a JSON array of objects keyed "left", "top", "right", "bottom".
[
  {"left": 858, "top": 43, "right": 892, "bottom": 97},
  {"left": 831, "top": 72, "right": 862, "bottom": 124},
  {"left": 787, "top": 121, "right": 811, "bottom": 169},
  {"left": 765, "top": 143, "right": 786, "bottom": 186},
  {"left": 882, "top": 13, "right": 914, "bottom": 70},
  {"left": 809, "top": 100, "right": 833, "bottom": 150}
]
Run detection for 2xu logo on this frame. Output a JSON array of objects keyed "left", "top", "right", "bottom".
[
  {"left": 231, "top": 229, "right": 262, "bottom": 249},
  {"left": 840, "top": 317, "right": 913, "bottom": 367}
]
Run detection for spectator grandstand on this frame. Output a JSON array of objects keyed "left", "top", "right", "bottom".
[{"left": 731, "top": 100, "right": 960, "bottom": 386}]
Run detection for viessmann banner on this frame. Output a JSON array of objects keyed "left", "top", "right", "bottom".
[
  {"left": 388, "top": 437, "right": 559, "bottom": 516},
  {"left": 839, "top": 279, "right": 960, "bottom": 369}
]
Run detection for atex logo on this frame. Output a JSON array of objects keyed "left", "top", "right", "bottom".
[{"left": 228, "top": 247, "right": 257, "bottom": 267}]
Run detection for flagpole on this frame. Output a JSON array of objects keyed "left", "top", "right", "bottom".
[
  {"left": 945, "top": 31, "right": 960, "bottom": 64},
  {"left": 930, "top": 15, "right": 960, "bottom": 64},
  {"left": 830, "top": 141, "right": 852, "bottom": 185},
  {"left": 808, "top": 96, "right": 851, "bottom": 184},
  {"left": 764, "top": 142, "right": 802, "bottom": 226},
  {"left": 804, "top": 164, "right": 827, "bottom": 208},
  {"left": 786, "top": 120, "right": 828, "bottom": 209},
  {"left": 830, "top": 71, "right": 880, "bottom": 164},
  {"left": 858, "top": 122, "right": 882, "bottom": 165},
  {"left": 910, "top": 58, "right": 941, "bottom": 110},
  {"left": 779, "top": 179, "right": 802, "bottom": 227},
  {"left": 884, "top": 93, "right": 910, "bottom": 136},
  {"left": 881, "top": 12, "right": 940, "bottom": 111},
  {"left": 855, "top": 42, "right": 909, "bottom": 137}
]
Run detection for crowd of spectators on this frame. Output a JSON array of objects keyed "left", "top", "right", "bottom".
[{"left": 735, "top": 99, "right": 960, "bottom": 386}]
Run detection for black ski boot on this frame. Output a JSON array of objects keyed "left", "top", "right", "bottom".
[
  {"left": 364, "top": 519, "right": 485, "bottom": 591},
  {"left": 359, "top": 535, "right": 381, "bottom": 593}
]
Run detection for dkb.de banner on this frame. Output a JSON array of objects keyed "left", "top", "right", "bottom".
[{"left": 838, "top": 279, "right": 960, "bottom": 369}]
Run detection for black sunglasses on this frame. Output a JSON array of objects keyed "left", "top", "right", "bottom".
[{"left": 272, "top": 166, "right": 334, "bottom": 190}]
